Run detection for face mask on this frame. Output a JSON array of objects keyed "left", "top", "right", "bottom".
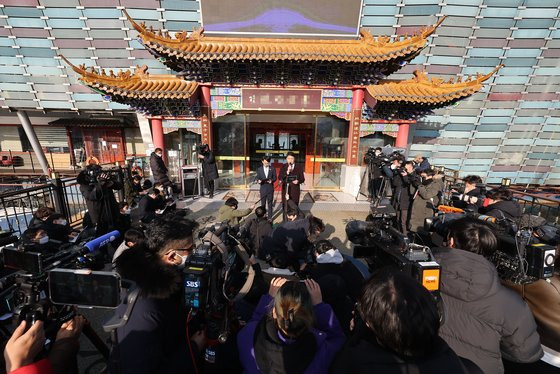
[
  {"left": 176, "top": 252, "right": 189, "bottom": 269},
  {"left": 56, "top": 220, "right": 67, "bottom": 226},
  {"left": 123, "top": 209, "right": 131, "bottom": 215},
  {"left": 38, "top": 236, "right": 49, "bottom": 245}
]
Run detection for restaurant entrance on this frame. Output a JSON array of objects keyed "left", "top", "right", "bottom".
[{"left": 212, "top": 113, "right": 348, "bottom": 189}]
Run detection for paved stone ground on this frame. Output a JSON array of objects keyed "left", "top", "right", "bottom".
[
  {"left": 178, "top": 190, "right": 371, "bottom": 255},
  {"left": 77, "top": 190, "right": 371, "bottom": 372}
]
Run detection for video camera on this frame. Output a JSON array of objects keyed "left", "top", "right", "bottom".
[
  {"left": 83, "top": 164, "right": 121, "bottom": 186},
  {"left": 183, "top": 221, "right": 257, "bottom": 364},
  {"left": 198, "top": 143, "right": 209, "bottom": 155},
  {"left": 0, "top": 231, "right": 120, "bottom": 356},
  {"left": 447, "top": 183, "right": 487, "bottom": 208},
  {"left": 364, "top": 147, "right": 389, "bottom": 166},
  {"left": 346, "top": 219, "right": 441, "bottom": 295},
  {"left": 364, "top": 147, "right": 405, "bottom": 168},
  {"left": 424, "top": 212, "right": 557, "bottom": 284},
  {"left": 0, "top": 231, "right": 119, "bottom": 324}
]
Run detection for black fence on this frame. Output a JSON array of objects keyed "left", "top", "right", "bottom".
[
  {"left": 0, "top": 166, "right": 127, "bottom": 238},
  {"left": 439, "top": 172, "right": 559, "bottom": 224}
]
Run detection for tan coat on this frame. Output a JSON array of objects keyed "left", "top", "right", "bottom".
[{"left": 409, "top": 176, "right": 444, "bottom": 232}]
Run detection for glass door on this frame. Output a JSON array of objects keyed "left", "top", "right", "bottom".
[
  {"left": 311, "top": 116, "right": 349, "bottom": 189},
  {"left": 212, "top": 114, "right": 248, "bottom": 188},
  {"left": 248, "top": 122, "right": 313, "bottom": 189},
  {"left": 181, "top": 130, "right": 202, "bottom": 166}
]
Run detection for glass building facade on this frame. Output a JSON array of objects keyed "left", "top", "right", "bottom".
[{"left": 0, "top": 0, "right": 559, "bottom": 184}]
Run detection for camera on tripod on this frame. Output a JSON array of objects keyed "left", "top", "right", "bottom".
[{"left": 364, "top": 147, "right": 389, "bottom": 167}]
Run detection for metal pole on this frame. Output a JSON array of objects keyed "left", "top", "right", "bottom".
[
  {"left": 49, "top": 151, "right": 56, "bottom": 172},
  {"left": 9, "top": 150, "right": 15, "bottom": 174},
  {"left": 28, "top": 151, "right": 35, "bottom": 173},
  {"left": 17, "top": 111, "right": 50, "bottom": 177}
]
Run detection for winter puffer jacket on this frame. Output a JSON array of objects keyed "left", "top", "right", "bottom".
[
  {"left": 484, "top": 200, "right": 523, "bottom": 221},
  {"left": 433, "top": 247, "right": 543, "bottom": 374}
]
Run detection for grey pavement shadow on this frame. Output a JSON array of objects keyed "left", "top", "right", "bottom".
[{"left": 321, "top": 223, "right": 336, "bottom": 239}]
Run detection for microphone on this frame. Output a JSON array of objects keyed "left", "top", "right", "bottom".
[{"left": 84, "top": 230, "right": 120, "bottom": 253}]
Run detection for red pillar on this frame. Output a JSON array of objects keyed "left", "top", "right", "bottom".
[
  {"left": 200, "top": 86, "right": 213, "bottom": 148},
  {"left": 150, "top": 118, "right": 165, "bottom": 161},
  {"left": 395, "top": 123, "right": 410, "bottom": 148},
  {"left": 347, "top": 87, "right": 365, "bottom": 166}
]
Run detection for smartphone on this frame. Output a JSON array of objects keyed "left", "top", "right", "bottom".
[
  {"left": 3, "top": 248, "right": 42, "bottom": 274},
  {"left": 48, "top": 269, "right": 121, "bottom": 308}
]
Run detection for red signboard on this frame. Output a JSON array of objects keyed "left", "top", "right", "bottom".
[
  {"left": 348, "top": 107, "right": 361, "bottom": 165},
  {"left": 241, "top": 88, "right": 322, "bottom": 111},
  {"left": 201, "top": 113, "right": 210, "bottom": 145}
]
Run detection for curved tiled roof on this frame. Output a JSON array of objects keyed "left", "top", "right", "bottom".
[
  {"left": 61, "top": 56, "right": 198, "bottom": 100},
  {"left": 367, "top": 65, "right": 502, "bottom": 106},
  {"left": 124, "top": 10, "right": 445, "bottom": 64}
]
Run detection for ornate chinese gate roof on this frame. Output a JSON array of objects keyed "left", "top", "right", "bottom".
[
  {"left": 123, "top": 10, "right": 445, "bottom": 85},
  {"left": 61, "top": 56, "right": 199, "bottom": 117},
  {"left": 366, "top": 65, "right": 503, "bottom": 119},
  {"left": 62, "top": 13, "right": 500, "bottom": 119}
]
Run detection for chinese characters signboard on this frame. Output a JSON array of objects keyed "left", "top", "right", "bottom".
[{"left": 241, "top": 88, "right": 323, "bottom": 110}]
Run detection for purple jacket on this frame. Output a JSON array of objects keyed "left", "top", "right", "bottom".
[{"left": 237, "top": 294, "right": 345, "bottom": 374}]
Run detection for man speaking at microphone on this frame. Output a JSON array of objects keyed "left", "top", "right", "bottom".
[
  {"left": 256, "top": 156, "right": 277, "bottom": 220},
  {"left": 278, "top": 152, "right": 305, "bottom": 221}
]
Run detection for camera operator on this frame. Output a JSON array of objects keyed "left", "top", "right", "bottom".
[
  {"left": 432, "top": 217, "right": 542, "bottom": 374},
  {"left": 134, "top": 187, "right": 161, "bottom": 224},
  {"left": 300, "top": 240, "right": 365, "bottom": 335},
  {"left": 300, "top": 240, "right": 364, "bottom": 301},
  {"left": 409, "top": 169, "right": 444, "bottom": 234},
  {"left": 43, "top": 213, "right": 78, "bottom": 243},
  {"left": 217, "top": 197, "right": 256, "bottom": 226},
  {"left": 382, "top": 157, "right": 414, "bottom": 234},
  {"left": 397, "top": 161, "right": 419, "bottom": 235},
  {"left": 451, "top": 175, "right": 484, "bottom": 212},
  {"left": 112, "top": 217, "right": 203, "bottom": 373},
  {"left": 27, "top": 206, "right": 55, "bottom": 231},
  {"left": 482, "top": 187, "right": 522, "bottom": 221},
  {"left": 237, "top": 277, "right": 345, "bottom": 374},
  {"left": 260, "top": 215, "right": 325, "bottom": 270},
  {"left": 77, "top": 158, "right": 123, "bottom": 236},
  {"left": 331, "top": 270, "right": 481, "bottom": 374},
  {"left": 149, "top": 148, "right": 172, "bottom": 195},
  {"left": 363, "top": 147, "right": 385, "bottom": 200},
  {"left": 412, "top": 153, "right": 431, "bottom": 172},
  {"left": 117, "top": 202, "right": 131, "bottom": 233},
  {"left": 197, "top": 144, "right": 218, "bottom": 199},
  {"left": 19, "top": 228, "right": 58, "bottom": 253},
  {"left": 239, "top": 206, "right": 273, "bottom": 256},
  {"left": 112, "top": 228, "right": 145, "bottom": 264}
]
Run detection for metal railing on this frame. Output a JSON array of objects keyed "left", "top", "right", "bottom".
[
  {"left": 0, "top": 166, "right": 127, "bottom": 238},
  {"left": 0, "top": 184, "right": 57, "bottom": 236},
  {"left": 509, "top": 191, "right": 560, "bottom": 224},
  {"left": 437, "top": 168, "right": 559, "bottom": 224}
]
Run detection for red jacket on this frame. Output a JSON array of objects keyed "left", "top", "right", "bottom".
[{"left": 9, "top": 359, "right": 52, "bottom": 374}]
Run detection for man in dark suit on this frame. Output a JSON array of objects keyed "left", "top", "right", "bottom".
[
  {"left": 255, "top": 156, "right": 277, "bottom": 220},
  {"left": 278, "top": 152, "right": 305, "bottom": 221}
]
